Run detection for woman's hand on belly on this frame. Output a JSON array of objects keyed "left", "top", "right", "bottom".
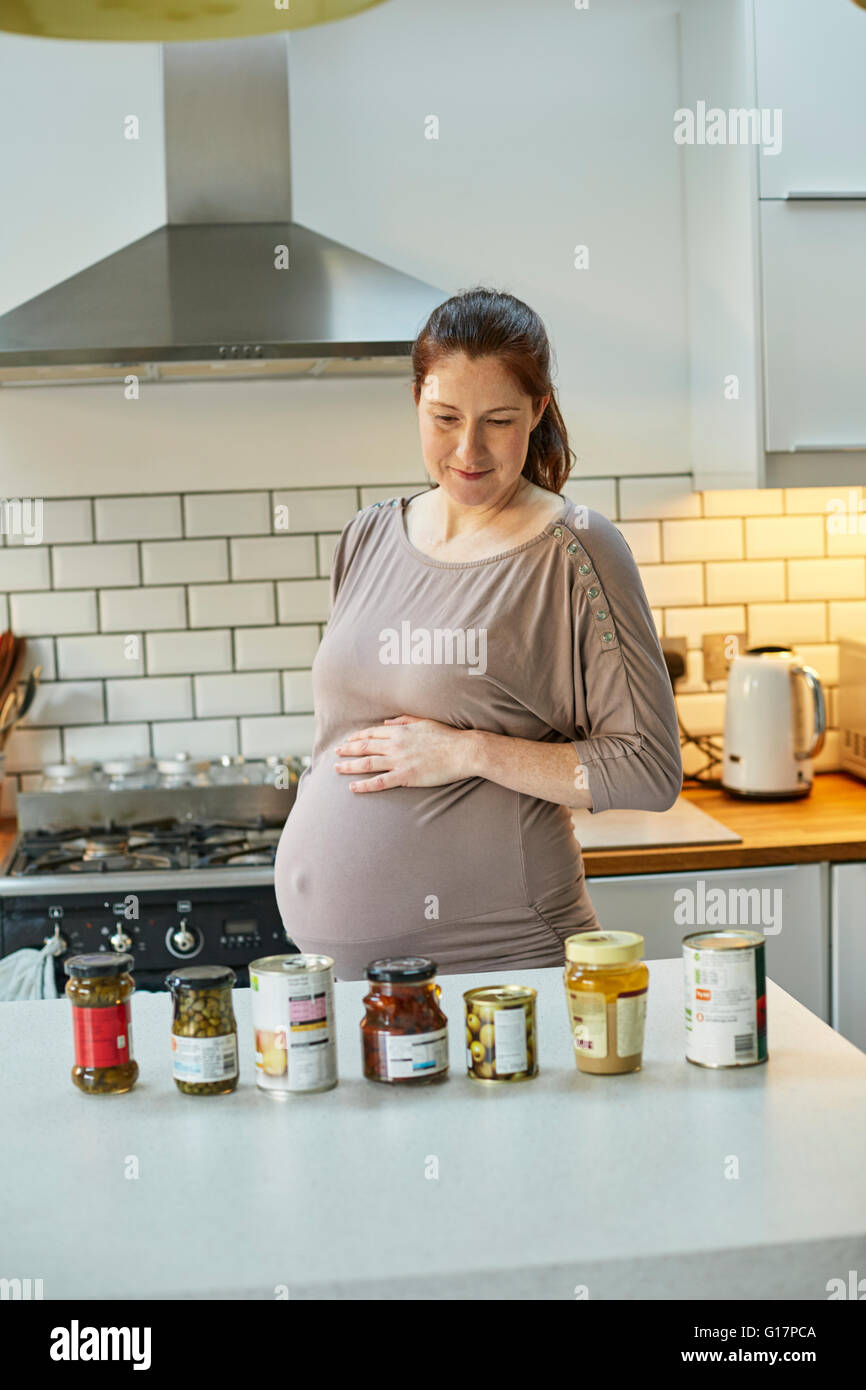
[{"left": 333, "top": 714, "right": 475, "bottom": 791}]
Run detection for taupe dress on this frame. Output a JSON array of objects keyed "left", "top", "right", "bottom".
[{"left": 274, "top": 492, "right": 682, "bottom": 979}]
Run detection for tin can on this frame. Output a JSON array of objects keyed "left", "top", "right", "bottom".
[
  {"left": 463, "top": 985, "right": 537, "bottom": 1083},
  {"left": 682, "top": 930, "right": 768, "bottom": 1068},
  {"left": 249, "top": 954, "right": 337, "bottom": 1096}
]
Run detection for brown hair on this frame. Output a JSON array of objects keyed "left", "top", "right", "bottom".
[{"left": 410, "top": 287, "right": 575, "bottom": 494}]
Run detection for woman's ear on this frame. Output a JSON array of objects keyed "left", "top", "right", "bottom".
[{"left": 532, "top": 394, "right": 551, "bottom": 430}]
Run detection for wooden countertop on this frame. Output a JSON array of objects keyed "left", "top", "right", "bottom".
[
  {"left": 582, "top": 771, "right": 866, "bottom": 876},
  {"left": 0, "top": 771, "right": 863, "bottom": 881}
]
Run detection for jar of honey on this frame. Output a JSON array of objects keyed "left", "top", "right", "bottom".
[
  {"left": 361, "top": 957, "right": 449, "bottom": 1085},
  {"left": 563, "top": 931, "right": 648, "bottom": 1074}
]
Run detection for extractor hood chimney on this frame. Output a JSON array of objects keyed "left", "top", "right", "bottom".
[{"left": 0, "top": 35, "right": 443, "bottom": 384}]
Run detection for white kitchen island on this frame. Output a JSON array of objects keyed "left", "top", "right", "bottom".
[{"left": 1, "top": 960, "right": 864, "bottom": 1300}]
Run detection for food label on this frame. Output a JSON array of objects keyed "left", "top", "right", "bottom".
[
  {"left": 72, "top": 1003, "right": 132, "bottom": 1069},
  {"left": 684, "top": 946, "right": 765, "bottom": 1066},
  {"left": 383, "top": 1028, "right": 448, "bottom": 1079},
  {"left": 566, "top": 990, "right": 607, "bottom": 1058},
  {"left": 171, "top": 1032, "right": 238, "bottom": 1083},
  {"left": 492, "top": 1007, "right": 528, "bottom": 1074},
  {"left": 251, "top": 967, "right": 337, "bottom": 1092},
  {"left": 616, "top": 990, "right": 647, "bottom": 1057}
]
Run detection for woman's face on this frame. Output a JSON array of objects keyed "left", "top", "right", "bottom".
[{"left": 416, "top": 352, "right": 549, "bottom": 505}]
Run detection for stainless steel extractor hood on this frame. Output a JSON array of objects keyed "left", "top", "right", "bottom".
[{"left": 0, "top": 35, "right": 443, "bottom": 384}]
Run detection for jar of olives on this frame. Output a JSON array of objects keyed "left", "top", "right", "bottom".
[
  {"left": 65, "top": 953, "right": 138, "bottom": 1095},
  {"left": 166, "top": 965, "right": 239, "bottom": 1095},
  {"left": 361, "top": 957, "right": 449, "bottom": 1085}
]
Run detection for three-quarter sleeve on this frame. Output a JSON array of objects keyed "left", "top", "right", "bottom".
[{"left": 569, "top": 512, "right": 682, "bottom": 814}]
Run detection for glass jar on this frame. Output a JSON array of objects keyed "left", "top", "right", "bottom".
[
  {"left": 166, "top": 965, "right": 239, "bottom": 1095},
  {"left": 361, "top": 956, "right": 449, "bottom": 1085},
  {"left": 102, "top": 757, "right": 159, "bottom": 790},
  {"left": 64, "top": 952, "right": 138, "bottom": 1094},
  {"left": 157, "top": 753, "right": 208, "bottom": 788},
  {"left": 563, "top": 931, "right": 649, "bottom": 1075},
  {"left": 43, "top": 760, "right": 104, "bottom": 792}
]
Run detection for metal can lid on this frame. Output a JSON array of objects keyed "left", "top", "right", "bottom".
[
  {"left": 65, "top": 952, "right": 134, "bottom": 978},
  {"left": 164, "top": 964, "right": 236, "bottom": 991},
  {"left": 683, "top": 930, "right": 764, "bottom": 951},
  {"left": 366, "top": 956, "right": 436, "bottom": 983},
  {"left": 250, "top": 953, "right": 334, "bottom": 975},
  {"left": 564, "top": 930, "right": 645, "bottom": 965},
  {"left": 463, "top": 984, "right": 537, "bottom": 1007}
]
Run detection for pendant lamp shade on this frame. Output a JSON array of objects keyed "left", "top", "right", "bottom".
[{"left": 0, "top": 0, "right": 387, "bottom": 43}]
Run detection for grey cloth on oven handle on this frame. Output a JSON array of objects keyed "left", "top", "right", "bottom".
[{"left": 0, "top": 932, "right": 64, "bottom": 1001}]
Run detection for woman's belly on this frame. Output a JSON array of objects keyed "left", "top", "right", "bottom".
[{"left": 274, "top": 761, "right": 586, "bottom": 959}]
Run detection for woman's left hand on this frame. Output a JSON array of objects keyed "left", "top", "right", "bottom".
[{"left": 334, "top": 715, "right": 474, "bottom": 792}]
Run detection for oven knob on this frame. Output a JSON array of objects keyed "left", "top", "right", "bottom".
[
  {"left": 166, "top": 919, "right": 203, "bottom": 958},
  {"left": 109, "top": 929, "right": 133, "bottom": 953}
]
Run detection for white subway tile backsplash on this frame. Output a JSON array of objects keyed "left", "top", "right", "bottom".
[
  {"left": 784, "top": 485, "right": 863, "bottom": 516},
  {"left": 271, "top": 488, "right": 359, "bottom": 533},
  {"left": 64, "top": 724, "right": 151, "bottom": 762},
  {"left": 194, "top": 672, "right": 281, "bottom": 718},
  {"left": 6, "top": 498, "right": 93, "bottom": 546},
  {"left": 230, "top": 536, "right": 317, "bottom": 581},
  {"left": 702, "top": 489, "right": 783, "bottom": 517},
  {"left": 22, "top": 681, "right": 104, "bottom": 727},
  {"left": 151, "top": 718, "right": 239, "bottom": 759},
  {"left": 276, "top": 579, "right": 331, "bottom": 623},
  {"left": 240, "top": 714, "right": 316, "bottom": 758},
  {"left": 53, "top": 543, "right": 139, "bottom": 589},
  {"left": 12, "top": 590, "right": 97, "bottom": 635},
  {"left": 282, "top": 670, "right": 314, "bottom": 712},
  {"left": 100, "top": 586, "right": 188, "bottom": 632},
  {"left": 672, "top": 692, "right": 727, "bottom": 736},
  {"left": 0, "top": 547, "right": 51, "bottom": 589},
  {"left": 747, "top": 603, "right": 826, "bottom": 648},
  {"left": 141, "top": 539, "right": 228, "bottom": 584},
  {"left": 184, "top": 492, "right": 270, "bottom": 537},
  {"left": 317, "top": 534, "right": 342, "bottom": 577},
  {"left": 705, "top": 561, "right": 786, "bottom": 605},
  {"left": 188, "top": 583, "right": 274, "bottom": 628},
  {"left": 825, "top": 524, "right": 866, "bottom": 557},
  {"left": 794, "top": 644, "right": 839, "bottom": 686},
  {"left": 614, "top": 521, "right": 660, "bottom": 564},
  {"left": 107, "top": 677, "right": 193, "bottom": 722},
  {"left": 0, "top": 596, "right": 7, "bottom": 630},
  {"left": 57, "top": 633, "right": 144, "bottom": 679},
  {"left": 787, "top": 558, "right": 865, "bottom": 602},
  {"left": 234, "top": 626, "right": 320, "bottom": 670},
  {"left": 618, "top": 476, "right": 701, "bottom": 521},
  {"left": 146, "top": 630, "right": 232, "bottom": 675},
  {"left": 21, "top": 636, "right": 56, "bottom": 681},
  {"left": 828, "top": 601, "right": 866, "bottom": 641},
  {"left": 562, "top": 479, "right": 618, "bottom": 519},
  {"left": 638, "top": 563, "right": 703, "bottom": 608},
  {"left": 664, "top": 606, "right": 746, "bottom": 648},
  {"left": 360, "top": 484, "right": 423, "bottom": 508},
  {"left": 661, "top": 519, "right": 743, "bottom": 563},
  {"left": 95, "top": 495, "right": 182, "bottom": 541},
  {"left": 4, "top": 727, "right": 62, "bottom": 773},
  {"left": 745, "top": 516, "right": 825, "bottom": 559}
]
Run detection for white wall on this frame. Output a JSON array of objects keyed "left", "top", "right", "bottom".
[{"left": 0, "top": 34, "right": 165, "bottom": 316}]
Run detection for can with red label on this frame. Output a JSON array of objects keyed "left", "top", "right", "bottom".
[
  {"left": 64, "top": 953, "right": 138, "bottom": 1094},
  {"left": 250, "top": 954, "right": 338, "bottom": 1096}
]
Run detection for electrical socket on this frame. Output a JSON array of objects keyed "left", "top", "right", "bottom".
[{"left": 703, "top": 631, "right": 747, "bottom": 683}]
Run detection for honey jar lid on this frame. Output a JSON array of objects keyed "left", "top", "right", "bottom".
[{"left": 564, "top": 930, "right": 644, "bottom": 965}]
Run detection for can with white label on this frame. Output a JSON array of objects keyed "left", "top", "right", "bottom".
[
  {"left": 249, "top": 954, "right": 338, "bottom": 1096},
  {"left": 464, "top": 985, "right": 538, "bottom": 1083},
  {"left": 683, "top": 930, "right": 767, "bottom": 1068}
]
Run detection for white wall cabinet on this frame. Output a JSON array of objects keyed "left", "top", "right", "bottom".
[
  {"left": 830, "top": 862, "right": 866, "bottom": 1052},
  {"left": 761, "top": 202, "right": 866, "bottom": 453},
  {"left": 754, "top": 0, "right": 866, "bottom": 199},
  {"left": 585, "top": 861, "right": 830, "bottom": 1021}
]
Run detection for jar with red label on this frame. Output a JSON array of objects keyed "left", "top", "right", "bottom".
[
  {"left": 361, "top": 957, "right": 449, "bottom": 1085},
  {"left": 64, "top": 953, "right": 138, "bottom": 1094}
]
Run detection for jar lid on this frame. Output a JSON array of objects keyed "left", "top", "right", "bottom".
[
  {"left": 564, "top": 930, "right": 644, "bottom": 965},
  {"left": 366, "top": 956, "right": 437, "bottom": 983},
  {"left": 65, "top": 952, "right": 134, "bottom": 977},
  {"left": 165, "top": 964, "right": 236, "bottom": 991}
]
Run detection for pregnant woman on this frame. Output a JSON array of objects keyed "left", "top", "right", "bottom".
[{"left": 274, "top": 288, "right": 682, "bottom": 979}]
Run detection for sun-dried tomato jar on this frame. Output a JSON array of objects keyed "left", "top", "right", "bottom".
[
  {"left": 361, "top": 957, "right": 449, "bottom": 1085},
  {"left": 64, "top": 953, "right": 138, "bottom": 1095}
]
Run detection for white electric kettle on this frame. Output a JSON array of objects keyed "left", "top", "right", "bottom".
[{"left": 722, "top": 646, "right": 826, "bottom": 799}]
